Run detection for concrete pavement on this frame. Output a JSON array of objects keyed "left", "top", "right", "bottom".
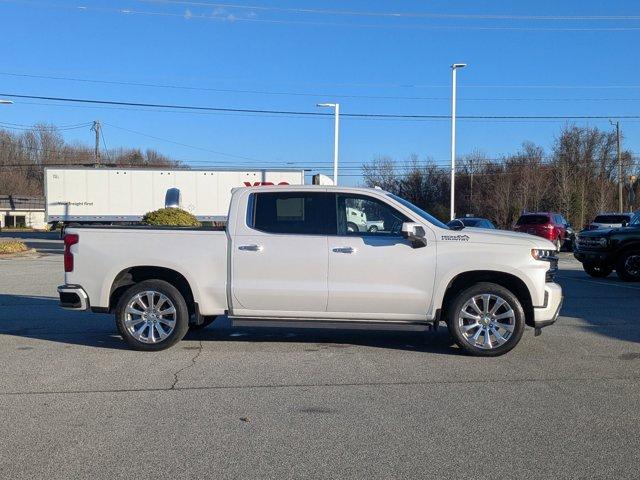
[{"left": 0, "top": 253, "right": 638, "bottom": 479}]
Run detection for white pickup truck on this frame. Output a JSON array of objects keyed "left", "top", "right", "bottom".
[{"left": 58, "top": 186, "right": 562, "bottom": 356}]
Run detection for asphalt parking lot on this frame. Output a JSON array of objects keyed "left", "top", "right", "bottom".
[{"left": 1, "top": 236, "right": 639, "bottom": 479}]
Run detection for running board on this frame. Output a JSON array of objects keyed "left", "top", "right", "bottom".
[{"left": 229, "top": 317, "right": 431, "bottom": 331}]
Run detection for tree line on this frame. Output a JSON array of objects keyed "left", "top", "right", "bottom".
[
  {"left": 0, "top": 125, "right": 180, "bottom": 196},
  {"left": 362, "top": 125, "right": 638, "bottom": 229},
  {"left": 1, "top": 123, "right": 638, "bottom": 229}
]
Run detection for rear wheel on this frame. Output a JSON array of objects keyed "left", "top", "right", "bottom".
[
  {"left": 583, "top": 263, "right": 612, "bottom": 278},
  {"left": 115, "top": 279, "right": 189, "bottom": 351},
  {"left": 447, "top": 282, "right": 525, "bottom": 357},
  {"left": 346, "top": 222, "right": 359, "bottom": 233},
  {"left": 616, "top": 250, "right": 640, "bottom": 282}
]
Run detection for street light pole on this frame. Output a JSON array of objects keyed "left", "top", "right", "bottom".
[
  {"left": 317, "top": 102, "right": 340, "bottom": 185},
  {"left": 611, "top": 120, "right": 623, "bottom": 212},
  {"left": 450, "top": 63, "right": 466, "bottom": 221}
]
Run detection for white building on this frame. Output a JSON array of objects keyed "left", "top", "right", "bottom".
[{"left": 0, "top": 195, "right": 47, "bottom": 230}]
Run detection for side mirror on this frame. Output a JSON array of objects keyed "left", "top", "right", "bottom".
[
  {"left": 449, "top": 219, "right": 465, "bottom": 231},
  {"left": 401, "top": 222, "right": 427, "bottom": 248},
  {"left": 622, "top": 221, "right": 629, "bottom": 227}
]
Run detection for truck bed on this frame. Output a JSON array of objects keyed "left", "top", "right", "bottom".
[{"left": 64, "top": 226, "right": 229, "bottom": 316}]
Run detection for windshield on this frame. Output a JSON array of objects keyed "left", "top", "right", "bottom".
[
  {"left": 387, "top": 193, "right": 449, "bottom": 229},
  {"left": 516, "top": 214, "right": 549, "bottom": 225},
  {"left": 594, "top": 215, "right": 630, "bottom": 224},
  {"left": 631, "top": 212, "right": 640, "bottom": 225}
]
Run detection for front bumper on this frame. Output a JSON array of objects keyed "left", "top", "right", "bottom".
[
  {"left": 57, "top": 284, "right": 90, "bottom": 311},
  {"left": 573, "top": 249, "right": 614, "bottom": 265},
  {"left": 533, "top": 282, "right": 563, "bottom": 328}
]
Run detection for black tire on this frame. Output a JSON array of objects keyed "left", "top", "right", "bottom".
[
  {"left": 189, "top": 315, "right": 217, "bottom": 331},
  {"left": 616, "top": 250, "right": 640, "bottom": 282},
  {"left": 346, "top": 222, "right": 359, "bottom": 233},
  {"left": 583, "top": 263, "right": 612, "bottom": 278},
  {"left": 115, "top": 279, "right": 190, "bottom": 351},
  {"left": 368, "top": 225, "right": 379, "bottom": 233},
  {"left": 446, "top": 282, "right": 525, "bottom": 357}
]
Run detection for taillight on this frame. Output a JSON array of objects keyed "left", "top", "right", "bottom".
[{"left": 64, "top": 234, "right": 79, "bottom": 272}]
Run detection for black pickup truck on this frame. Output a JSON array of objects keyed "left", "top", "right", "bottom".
[{"left": 574, "top": 212, "right": 640, "bottom": 281}]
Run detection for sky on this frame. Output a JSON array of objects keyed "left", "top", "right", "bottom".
[{"left": 1, "top": 0, "right": 639, "bottom": 185}]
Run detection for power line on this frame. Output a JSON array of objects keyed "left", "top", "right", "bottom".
[
  {"left": 102, "top": 122, "right": 264, "bottom": 163},
  {"left": 4, "top": 71, "right": 640, "bottom": 102},
  {"left": 137, "top": 1, "right": 640, "bottom": 21},
  {"left": 3, "top": 93, "right": 640, "bottom": 120},
  {"left": 4, "top": 1, "right": 640, "bottom": 31}
]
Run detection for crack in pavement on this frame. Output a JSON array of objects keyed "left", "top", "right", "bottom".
[
  {"left": 1, "top": 374, "right": 638, "bottom": 397},
  {"left": 170, "top": 340, "right": 203, "bottom": 390}
]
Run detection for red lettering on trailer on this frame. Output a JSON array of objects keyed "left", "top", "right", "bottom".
[{"left": 243, "top": 181, "right": 291, "bottom": 187}]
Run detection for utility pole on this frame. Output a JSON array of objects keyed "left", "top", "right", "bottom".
[
  {"left": 91, "top": 120, "right": 101, "bottom": 165},
  {"left": 611, "top": 120, "right": 623, "bottom": 212}
]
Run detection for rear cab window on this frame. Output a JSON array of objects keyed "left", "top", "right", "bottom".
[
  {"left": 594, "top": 215, "right": 630, "bottom": 224},
  {"left": 516, "top": 215, "right": 549, "bottom": 225}
]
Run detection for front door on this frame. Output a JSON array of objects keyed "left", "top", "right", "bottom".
[
  {"left": 231, "top": 191, "right": 334, "bottom": 317},
  {"left": 326, "top": 193, "right": 437, "bottom": 320}
]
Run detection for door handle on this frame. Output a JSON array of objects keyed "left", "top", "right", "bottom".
[
  {"left": 332, "top": 247, "right": 355, "bottom": 254},
  {"left": 239, "top": 244, "right": 263, "bottom": 252}
]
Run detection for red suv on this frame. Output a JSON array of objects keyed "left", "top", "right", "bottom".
[{"left": 514, "top": 213, "right": 569, "bottom": 251}]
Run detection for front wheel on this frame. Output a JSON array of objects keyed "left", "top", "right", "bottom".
[
  {"left": 616, "top": 250, "right": 640, "bottom": 282},
  {"left": 115, "top": 279, "right": 190, "bottom": 351},
  {"left": 583, "top": 263, "right": 612, "bottom": 278},
  {"left": 447, "top": 282, "right": 525, "bottom": 357}
]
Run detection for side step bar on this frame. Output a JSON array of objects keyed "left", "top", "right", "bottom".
[{"left": 229, "top": 317, "right": 431, "bottom": 332}]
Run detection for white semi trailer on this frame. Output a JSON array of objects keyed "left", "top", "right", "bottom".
[{"left": 45, "top": 167, "right": 305, "bottom": 226}]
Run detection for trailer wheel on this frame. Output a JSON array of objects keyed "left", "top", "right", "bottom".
[{"left": 115, "top": 279, "right": 189, "bottom": 351}]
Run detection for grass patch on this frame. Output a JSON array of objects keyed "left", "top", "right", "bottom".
[{"left": 0, "top": 241, "right": 29, "bottom": 254}]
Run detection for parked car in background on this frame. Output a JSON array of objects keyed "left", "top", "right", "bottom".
[
  {"left": 583, "top": 213, "right": 634, "bottom": 231},
  {"left": 513, "top": 213, "right": 571, "bottom": 251},
  {"left": 574, "top": 211, "right": 640, "bottom": 280},
  {"left": 448, "top": 216, "right": 496, "bottom": 229}
]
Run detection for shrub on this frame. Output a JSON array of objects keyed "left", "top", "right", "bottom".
[
  {"left": 141, "top": 208, "right": 201, "bottom": 227},
  {"left": 0, "top": 241, "right": 28, "bottom": 254}
]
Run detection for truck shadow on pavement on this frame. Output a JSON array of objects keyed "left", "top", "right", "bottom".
[{"left": 0, "top": 294, "right": 461, "bottom": 354}]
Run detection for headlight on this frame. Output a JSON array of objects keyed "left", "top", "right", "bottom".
[
  {"left": 531, "top": 249, "right": 556, "bottom": 261},
  {"left": 598, "top": 237, "right": 608, "bottom": 247}
]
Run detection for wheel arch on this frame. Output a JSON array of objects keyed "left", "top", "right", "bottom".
[
  {"left": 108, "top": 266, "right": 196, "bottom": 314},
  {"left": 613, "top": 240, "right": 640, "bottom": 262},
  {"left": 440, "top": 270, "right": 534, "bottom": 327}
]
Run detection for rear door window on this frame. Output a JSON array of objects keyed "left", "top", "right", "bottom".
[{"left": 250, "top": 192, "right": 335, "bottom": 235}]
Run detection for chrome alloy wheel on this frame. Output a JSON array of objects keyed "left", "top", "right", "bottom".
[
  {"left": 124, "top": 291, "right": 177, "bottom": 344},
  {"left": 457, "top": 294, "right": 515, "bottom": 350},
  {"left": 624, "top": 254, "right": 640, "bottom": 277}
]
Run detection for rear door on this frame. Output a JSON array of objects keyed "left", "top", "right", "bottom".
[
  {"left": 230, "top": 190, "right": 334, "bottom": 317},
  {"left": 326, "top": 193, "right": 437, "bottom": 320}
]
